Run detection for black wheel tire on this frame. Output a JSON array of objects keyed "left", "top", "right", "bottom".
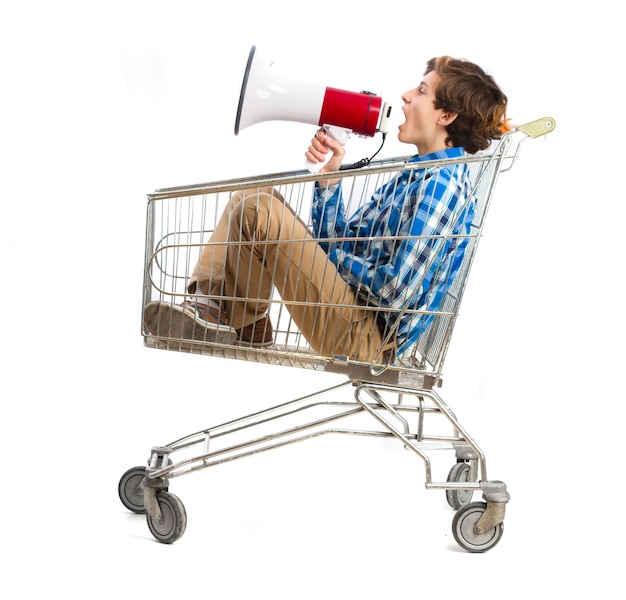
[
  {"left": 146, "top": 491, "right": 187, "bottom": 544},
  {"left": 118, "top": 466, "right": 147, "bottom": 514},
  {"left": 452, "top": 501, "right": 504, "bottom": 553},
  {"left": 446, "top": 462, "right": 474, "bottom": 509}
]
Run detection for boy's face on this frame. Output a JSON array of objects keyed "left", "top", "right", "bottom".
[{"left": 398, "top": 70, "right": 449, "bottom": 153}]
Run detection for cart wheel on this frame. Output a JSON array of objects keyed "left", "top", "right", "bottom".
[
  {"left": 118, "top": 466, "right": 147, "bottom": 514},
  {"left": 452, "top": 501, "right": 504, "bottom": 553},
  {"left": 446, "top": 462, "right": 474, "bottom": 509},
  {"left": 146, "top": 491, "right": 187, "bottom": 544}
]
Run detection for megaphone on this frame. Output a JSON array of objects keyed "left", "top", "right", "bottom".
[{"left": 234, "top": 45, "right": 392, "bottom": 172}]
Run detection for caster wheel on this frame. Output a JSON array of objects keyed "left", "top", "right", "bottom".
[
  {"left": 446, "top": 462, "right": 474, "bottom": 509},
  {"left": 146, "top": 491, "right": 187, "bottom": 544},
  {"left": 118, "top": 466, "right": 147, "bottom": 514},
  {"left": 452, "top": 501, "right": 504, "bottom": 553}
]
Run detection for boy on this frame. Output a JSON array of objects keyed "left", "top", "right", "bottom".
[{"left": 145, "top": 56, "right": 508, "bottom": 362}]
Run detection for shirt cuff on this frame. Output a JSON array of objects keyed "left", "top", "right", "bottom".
[{"left": 314, "top": 181, "right": 340, "bottom": 200}]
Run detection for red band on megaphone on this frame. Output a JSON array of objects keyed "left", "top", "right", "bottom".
[{"left": 319, "top": 88, "right": 382, "bottom": 137}]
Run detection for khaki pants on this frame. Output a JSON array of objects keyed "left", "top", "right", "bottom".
[{"left": 188, "top": 187, "right": 392, "bottom": 362}]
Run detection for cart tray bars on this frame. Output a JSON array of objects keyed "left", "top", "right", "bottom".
[{"left": 119, "top": 118, "right": 555, "bottom": 551}]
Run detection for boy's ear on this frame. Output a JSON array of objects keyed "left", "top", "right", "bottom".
[{"left": 439, "top": 112, "right": 458, "bottom": 126}]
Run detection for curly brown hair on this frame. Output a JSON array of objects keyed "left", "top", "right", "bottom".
[{"left": 425, "top": 56, "right": 508, "bottom": 154}]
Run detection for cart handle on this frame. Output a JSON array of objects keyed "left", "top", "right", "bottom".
[{"left": 514, "top": 117, "right": 556, "bottom": 138}]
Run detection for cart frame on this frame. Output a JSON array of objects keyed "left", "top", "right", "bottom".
[{"left": 119, "top": 117, "right": 555, "bottom": 552}]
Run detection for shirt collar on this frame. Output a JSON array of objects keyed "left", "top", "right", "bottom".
[{"left": 405, "top": 146, "right": 465, "bottom": 164}]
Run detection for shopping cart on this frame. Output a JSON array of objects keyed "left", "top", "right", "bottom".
[{"left": 119, "top": 117, "right": 555, "bottom": 552}]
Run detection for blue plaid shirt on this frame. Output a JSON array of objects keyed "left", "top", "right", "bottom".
[{"left": 311, "top": 147, "right": 475, "bottom": 355}]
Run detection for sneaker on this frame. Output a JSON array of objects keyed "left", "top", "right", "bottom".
[
  {"left": 236, "top": 315, "right": 274, "bottom": 347},
  {"left": 144, "top": 300, "right": 237, "bottom": 344}
]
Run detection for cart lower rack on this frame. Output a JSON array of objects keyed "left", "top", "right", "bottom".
[{"left": 119, "top": 118, "right": 555, "bottom": 552}]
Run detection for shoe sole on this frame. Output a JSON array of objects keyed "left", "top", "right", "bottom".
[{"left": 144, "top": 301, "right": 237, "bottom": 345}]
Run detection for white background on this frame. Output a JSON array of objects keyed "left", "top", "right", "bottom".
[{"left": 2, "top": 1, "right": 624, "bottom": 598}]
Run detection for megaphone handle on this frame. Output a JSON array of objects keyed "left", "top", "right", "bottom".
[{"left": 305, "top": 125, "right": 351, "bottom": 174}]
